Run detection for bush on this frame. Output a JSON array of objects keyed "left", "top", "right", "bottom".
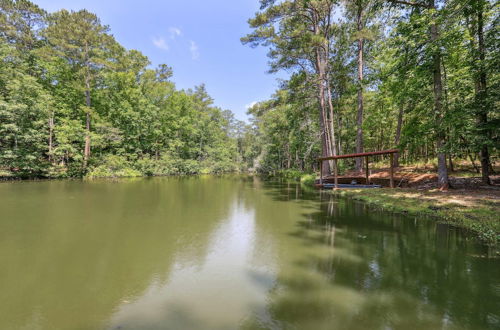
[
  {"left": 0, "top": 169, "right": 13, "bottom": 178},
  {"left": 275, "top": 169, "right": 304, "bottom": 180},
  {"left": 46, "top": 164, "right": 69, "bottom": 178},
  {"left": 135, "top": 155, "right": 171, "bottom": 176},
  {"left": 300, "top": 173, "right": 316, "bottom": 186},
  {"left": 86, "top": 155, "right": 142, "bottom": 179},
  {"left": 175, "top": 159, "right": 201, "bottom": 175},
  {"left": 134, "top": 153, "right": 186, "bottom": 176},
  {"left": 200, "top": 159, "right": 238, "bottom": 174},
  {"left": 89, "top": 153, "right": 240, "bottom": 178},
  {"left": 134, "top": 157, "right": 157, "bottom": 176}
]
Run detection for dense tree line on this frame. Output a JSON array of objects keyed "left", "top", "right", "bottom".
[
  {"left": 243, "top": 0, "right": 498, "bottom": 188},
  {"left": 0, "top": 0, "right": 249, "bottom": 178}
]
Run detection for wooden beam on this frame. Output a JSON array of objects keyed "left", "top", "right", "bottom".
[
  {"left": 318, "top": 149, "right": 399, "bottom": 161},
  {"left": 390, "top": 153, "right": 395, "bottom": 188},
  {"left": 365, "top": 156, "right": 370, "bottom": 185}
]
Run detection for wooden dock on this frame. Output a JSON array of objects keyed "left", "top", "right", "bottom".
[{"left": 317, "top": 149, "right": 399, "bottom": 189}]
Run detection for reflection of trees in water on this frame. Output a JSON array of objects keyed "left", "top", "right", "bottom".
[
  {"left": 3, "top": 177, "right": 497, "bottom": 329},
  {"left": 110, "top": 177, "right": 276, "bottom": 330},
  {"left": 245, "top": 182, "right": 499, "bottom": 330},
  {"left": 0, "top": 176, "right": 244, "bottom": 330}
]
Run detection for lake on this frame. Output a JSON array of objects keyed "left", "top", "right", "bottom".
[{"left": 0, "top": 175, "right": 498, "bottom": 329}]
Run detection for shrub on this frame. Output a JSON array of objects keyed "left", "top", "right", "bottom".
[
  {"left": 86, "top": 155, "right": 141, "bottom": 178},
  {"left": 300, "top": 174, "right": 316, "bottom": 186}
]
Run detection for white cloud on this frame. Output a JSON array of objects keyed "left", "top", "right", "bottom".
[
  {"left": 245, "top": 101, "right": 258, "bottom": 110},
  {"left": 152, "top": 37, "right": 169, "bottom": 51},
  {"left": 189, "top": 40, "right": 200, "bottom": 60},
  {"left": 169, "top": 27, "right": 182, "bottom": 39}
]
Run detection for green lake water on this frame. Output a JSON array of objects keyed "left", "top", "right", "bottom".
[{"left": 0, "top": 175, "right": 498, "bottom": 329}]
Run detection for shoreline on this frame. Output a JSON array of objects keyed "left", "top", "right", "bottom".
[
  {"left": 3, "top": 171, "right": 499, "bottom": 247},
  {"left": 0, "top": 172, "right": 249, "bottom": 184},
  {"left": 265, "top": 169, "right": 499, "bottom": 247},
  {"left": 331, "top": 188, "right": 500, "bottom": 247}
]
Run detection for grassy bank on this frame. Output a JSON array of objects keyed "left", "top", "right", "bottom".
[{"left": 332, "top": 188, "right": 500, "bottom": 246}]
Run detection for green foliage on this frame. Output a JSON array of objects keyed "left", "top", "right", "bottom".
[
  {"left": 246, "top": 76, "right": 321, "bottom": 173},
  {"left": 243, "top": 0, "right": 498, "bottom": 180},
  {"left": 0, "top": 39, "right": 51, "bottom": 178},
  {"left": 0, "top": 1, "right": 246, "bottom": 178},
  {"left": 275, "top": 169, "right": 305, "bottom": 180},
  {"left": 300, "top": 173, "right": 316, "bottom": 186},
  {"left": 134, "top": 156, "right": 171, "bottom": 177},
  {"left": 86, "top": 155, "right": 142, "bottom": 179}
]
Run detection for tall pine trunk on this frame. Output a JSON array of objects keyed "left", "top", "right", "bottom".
[
  {"left": 313, "top": 15, "right": 332, "bottom": 177},
  {"left": 318, "top": 74, "right": 331, "bottom": 176},
  {"left": 430, "top": 0, "right": 449, "bottom": 190},
  {"left": 83, "top": 79, "right": 91, "bottom": 167},
  {"left": 326, "top": 79, "right": 338, "bottom": 157},
  {"left": 48, "top": 112, "right": 54, "bottom": 164},
  {"left": 355, "top": 8, "right": 364, "bottom": 172},
  {"left": 393, "top": 105, "right": 404, "bottom": 167},
  {"left": 476, "top": 0, "right": 491, "bottom": 184}
]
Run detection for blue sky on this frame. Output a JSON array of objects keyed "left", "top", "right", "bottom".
[{"left": 34, "top": 0, "right": 286, "bottom": 121}]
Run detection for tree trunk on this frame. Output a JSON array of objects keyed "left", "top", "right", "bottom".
[
  {"left": 429, "top": 0, "right": 449, "bottom": 190},
  {"left": 334, "top": 88, "right": 344, "bottom": 155},
  {"left": 48, "top": 112, "right": 54, "bottom": 164},
  {"left": 83, "top": 80, "right": 91, "bottom": 167},
  {"left": 448, "top": 154, "right": 454, "bottom": 172},
  {"left": 326, "top": 80, "right": 338, "bottom": 156},
  {"left": 393, "top": 105, "right": 404, "bottom": 167},
  {"left": 286, "top": 143, "right": 291, "bottom": 169},
  {"left": 467, "top": 151, "right": 481, "bottom": 173},
  {"left": 313, "top": 18, "right": 331, "bottom": 177},
  {"left": 318, "top": 80, "right": 331, "bottom": 177},
  {"left": 355, "top": 9, "right": 364, "bottom": 172},
  {"left": 476, "top": 0, "right": 491, "bottom": 184}
]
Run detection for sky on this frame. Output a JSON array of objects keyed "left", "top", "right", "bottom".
[{"left": 33, "top": 0, "right": 287, "bottom": 122}]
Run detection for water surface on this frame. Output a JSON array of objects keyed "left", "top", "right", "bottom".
[{"left": 0, "top": 176, "right": 498, "bottom": 329}]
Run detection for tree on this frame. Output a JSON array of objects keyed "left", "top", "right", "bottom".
[
  {"left": 344, "top": 0, "right": 379, "bottom": 171},
  {"left": 0, "top": 1, "right": 244, "bottom": 179},
  {"left": 461, "top": 0, "right": 494, "bottom": 184},
  {"left": 0, "top": 0, "right": 46, "bottom": 52},
  {"left": 243, "top": 0, "right": 339, "bottom": 176},
  {"left": 387, "top": 0, "right": 450, "bottom": 189},
  {"left": 42, "top": 9, "right": 119, "bottom": 167},
  {"left": 0, "top": 39, "right": 51, "bottom": 176}
]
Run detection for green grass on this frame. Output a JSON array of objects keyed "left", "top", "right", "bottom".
[{"left": 333, "top": 188, "right": 500, "bottom": 246}]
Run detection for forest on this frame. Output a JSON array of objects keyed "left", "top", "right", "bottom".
[
  {"left": 0, "top": 0, "right": 252, "bottom": 179},
  {"left": 242, "top": 0, "right": 498, "bottom": 190},
  {"left": 0, "top": 0, "right": 498, "bottom": 186}
]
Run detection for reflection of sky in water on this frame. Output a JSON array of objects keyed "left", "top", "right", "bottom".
[
  {"left": 109, "top": 201, "right": 276, "bottom": 330},
  {"left": 1, "top": 177, "right": 498, "bottom": 330}
]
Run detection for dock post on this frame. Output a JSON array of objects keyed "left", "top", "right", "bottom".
[
  {"left": 334, "top": 159, "right": 338, "bottom": 189},
  {"left": 390, "top": 153, "right": 394, "bottom": 188},
  {"left": 365, "top": 156, "right": 370, "bottom": 185}
]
